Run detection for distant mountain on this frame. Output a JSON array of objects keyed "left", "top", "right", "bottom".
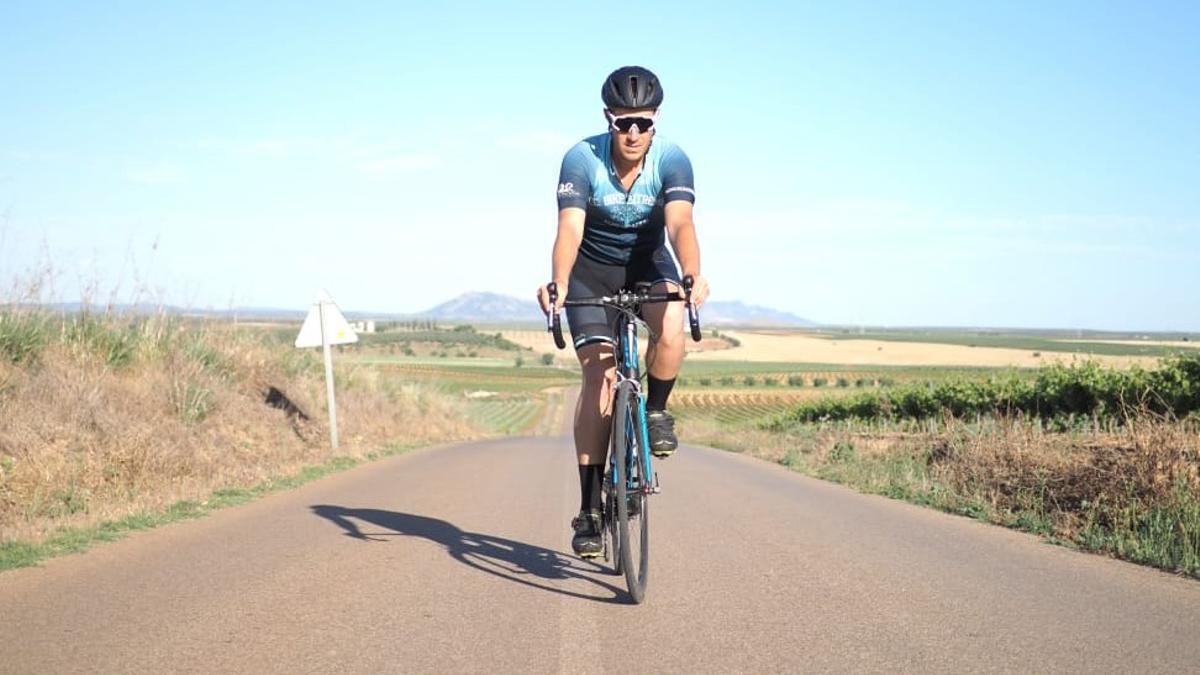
[
  {"left": 700, "top": 300, "right": 816, "bottom": 327},
  {"left": 413, "top": 293, "right": 815, "bottom": 327},
  {"left": 419, "top": 292, "right": 540, "bottom": 322}
]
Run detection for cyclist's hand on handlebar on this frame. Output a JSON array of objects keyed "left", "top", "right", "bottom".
[
  {"left": 684, "top": 273, "right": 710, "bottom": 309},
  {"left": 536, "top": 282, "right": 567, "bottom": 316}
]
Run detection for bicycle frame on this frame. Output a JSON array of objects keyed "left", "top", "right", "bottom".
[{"left": 614, "top": 314, "right": 655, "bottom": 496}]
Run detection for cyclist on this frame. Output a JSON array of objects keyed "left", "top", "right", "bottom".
[{"left": 536, "top": 65, "right": 710, "bottom": 558}]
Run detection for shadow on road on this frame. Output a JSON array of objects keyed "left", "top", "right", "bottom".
[{"left": 310, "top": 505, "right": 628, "bottom": 604}]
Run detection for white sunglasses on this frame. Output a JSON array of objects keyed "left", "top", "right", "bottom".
[{"left": 605, "top": 110, "right": 656, "bottom": 133}]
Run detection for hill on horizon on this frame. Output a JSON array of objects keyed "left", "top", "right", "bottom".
[{"left": 413, "top": 292, "right": 818, "bottom": 327}]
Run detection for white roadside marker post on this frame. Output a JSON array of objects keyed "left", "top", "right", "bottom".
[
  {"left": 295, "top": 291, "right": 358, "bottom": 450},
  {"left": 318, "top": 301, "right": 339, "bottom": 449}
]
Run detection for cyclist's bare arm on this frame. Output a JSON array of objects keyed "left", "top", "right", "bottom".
[
  {"left": 537, "top": 207, "right": 585, "bottom": 315},
  {"left": 664, "top": 201, "right": 709, "bottom": 307}
]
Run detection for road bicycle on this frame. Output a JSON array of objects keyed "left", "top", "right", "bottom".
[{"left": 546, "top": 276, "right": 701, "bottom": 603}]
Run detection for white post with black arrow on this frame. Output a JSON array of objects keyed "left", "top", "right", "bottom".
[{"left": 294, "top": 290, "right": 358, "bottom": 449}]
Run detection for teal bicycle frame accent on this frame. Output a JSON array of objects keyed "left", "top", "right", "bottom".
[{"left": 613, "top": 311, "right": 655, "bottom": 491}]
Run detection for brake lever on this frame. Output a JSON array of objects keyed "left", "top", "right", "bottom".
[
  {"left": 547, "top": 282, "right": 566, "bottom": 349},
  {"left": 682, "top": 275, "right": 702, "bottom": 342}
]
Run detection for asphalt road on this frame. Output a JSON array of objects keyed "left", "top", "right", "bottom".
[{"left": 4, "top": 418, "right": 1200, "bottom": 673}]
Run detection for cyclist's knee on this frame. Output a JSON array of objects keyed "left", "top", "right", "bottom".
[
  {"left": 577, "top": 343, "right": 616, "bottom": 386},
  {"left": 581, "top": 361, "right": 616, "bottom": 388},
  {"left": 651, "top": 314, "right": 685, "bottom": 350}
]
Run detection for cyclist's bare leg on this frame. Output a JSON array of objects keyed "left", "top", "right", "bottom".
[
  {"left": 574, "top": 342, "right": 616, "bottom": 465},
  {"left": 643, "top": 281, "right": 686, "bottom": 380}
]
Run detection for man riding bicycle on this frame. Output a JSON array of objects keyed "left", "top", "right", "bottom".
[{"left": 536, "top": 66, "right": 710, "bottom": 558}]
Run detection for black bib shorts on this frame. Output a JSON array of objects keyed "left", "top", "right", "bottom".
[{"left": 565, "top": 245, "right": 682, "bottom": 350}]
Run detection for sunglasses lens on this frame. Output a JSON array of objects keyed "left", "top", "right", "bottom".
[{"left": 613, "top": 117, "right": 653, "bottom": 133}]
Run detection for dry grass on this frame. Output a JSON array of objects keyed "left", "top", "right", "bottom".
[
  {"left": 0, "top": 314, "right": 477, "bottom": 544},
  {"left": 930, "top": 417, "right": 1200, "bottom": 537}
]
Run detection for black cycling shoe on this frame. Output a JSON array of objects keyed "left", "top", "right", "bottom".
[
  {"left": 646, "top": 410, "right": 678, "bottom": 458},
  {"left": 571, "top": 510, "right": 603, "bottom": 558}
]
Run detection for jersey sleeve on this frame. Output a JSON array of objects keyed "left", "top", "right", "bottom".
[
  {"left": 660, "top": 144, "right": 696, "bottom": 204},
  {"left": 556, "top": 143, "right": 592, "bottom": 210}
]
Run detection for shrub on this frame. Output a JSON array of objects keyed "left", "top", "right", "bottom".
[
  {"left": 836, "top": 377, "right": 850, "bottom": 388},
  {"left": 787, "top": 375, "right": 805, "bottom": 387},
  {"left": 699, "top": 377, "right": 712, "bottom": 386},
  {"left": 773, "top": 354, "right": 1200, "bottom": 426},
  {"left": 829, "top": 441, "right": 856, "bottom": 463},
  {"left": 0, "top": 312, "right": 53, "bottom": 365},
  {"left": 813, "top": 377, "right": 828, "bottom": 387},
  {"left": 540, "top": 353, "right": 554, "bottom": 366},
  {"left": 743, "top": 376, "right": 757, "bottom": 387}
]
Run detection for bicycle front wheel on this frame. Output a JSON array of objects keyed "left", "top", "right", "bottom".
[{"left": 612, "top": 380, "right": 649, "bottom": 603}]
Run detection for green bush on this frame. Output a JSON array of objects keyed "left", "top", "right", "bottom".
[
  {"left": 699, "top": 377, "right": 712, "bottom": 386},
  {"left": 743, "top": 376, "right": 757, "bottom": 387},
  {"left": 787, "top": 375, "right": 805, "bottom": 387},
  {"left": 829, "top": 440, "right": 856, "bottom": 463},
  {"left": 812, "top": 377, "right": 828, "bottom": 388},
  {"left": 540, "top": 353, "right": 554, "bottom": 366},
  {"left": 773, "top": 354, "right": 1200, "bottom": 426},
  {"left": 836, "top": 377, "right": 850, "bottom": 388},
  {"left": 0, "top": 312, "right": 54, "bottom": 365}
]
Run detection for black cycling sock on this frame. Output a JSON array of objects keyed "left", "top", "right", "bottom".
[
  {"left": 647, "top": 376, "right": 675, "bottom": 412},
  {"left": 578, "top": 464, "right": 604, "bottom": 514}
]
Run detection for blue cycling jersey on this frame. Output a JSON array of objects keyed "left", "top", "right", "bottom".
[{"left": 556, "top": 133, "right": 695, "bottom": 265}]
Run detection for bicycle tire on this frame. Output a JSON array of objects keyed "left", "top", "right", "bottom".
[
  {"left": 612, "top": 381, "right": 649, "bottom": 603},
  {"left": 603, "top": 472, "right": 621, "bottom": 575}
]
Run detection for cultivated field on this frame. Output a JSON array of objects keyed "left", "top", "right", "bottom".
[{"left": 686, "top": 330, "right": 1171, "bottom": 368}]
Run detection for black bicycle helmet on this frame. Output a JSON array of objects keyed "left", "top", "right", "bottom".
[{"left": 601, "top": 66, "right": 663, "bottom": 109}]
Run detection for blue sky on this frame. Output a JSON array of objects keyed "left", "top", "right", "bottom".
[{"left": 2, "top": 1, "right": 1197, "bottom": 330}]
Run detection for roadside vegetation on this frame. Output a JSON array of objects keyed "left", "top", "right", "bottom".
[
  {"left": 682, "top": 355, "right": 1200, "bottom": 578},
  {"left": 774, "top": 356, "right": 1200, "bottom": 427},
  {"left": 0, "top": 306, "right": 481, "bottom": 568}
]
